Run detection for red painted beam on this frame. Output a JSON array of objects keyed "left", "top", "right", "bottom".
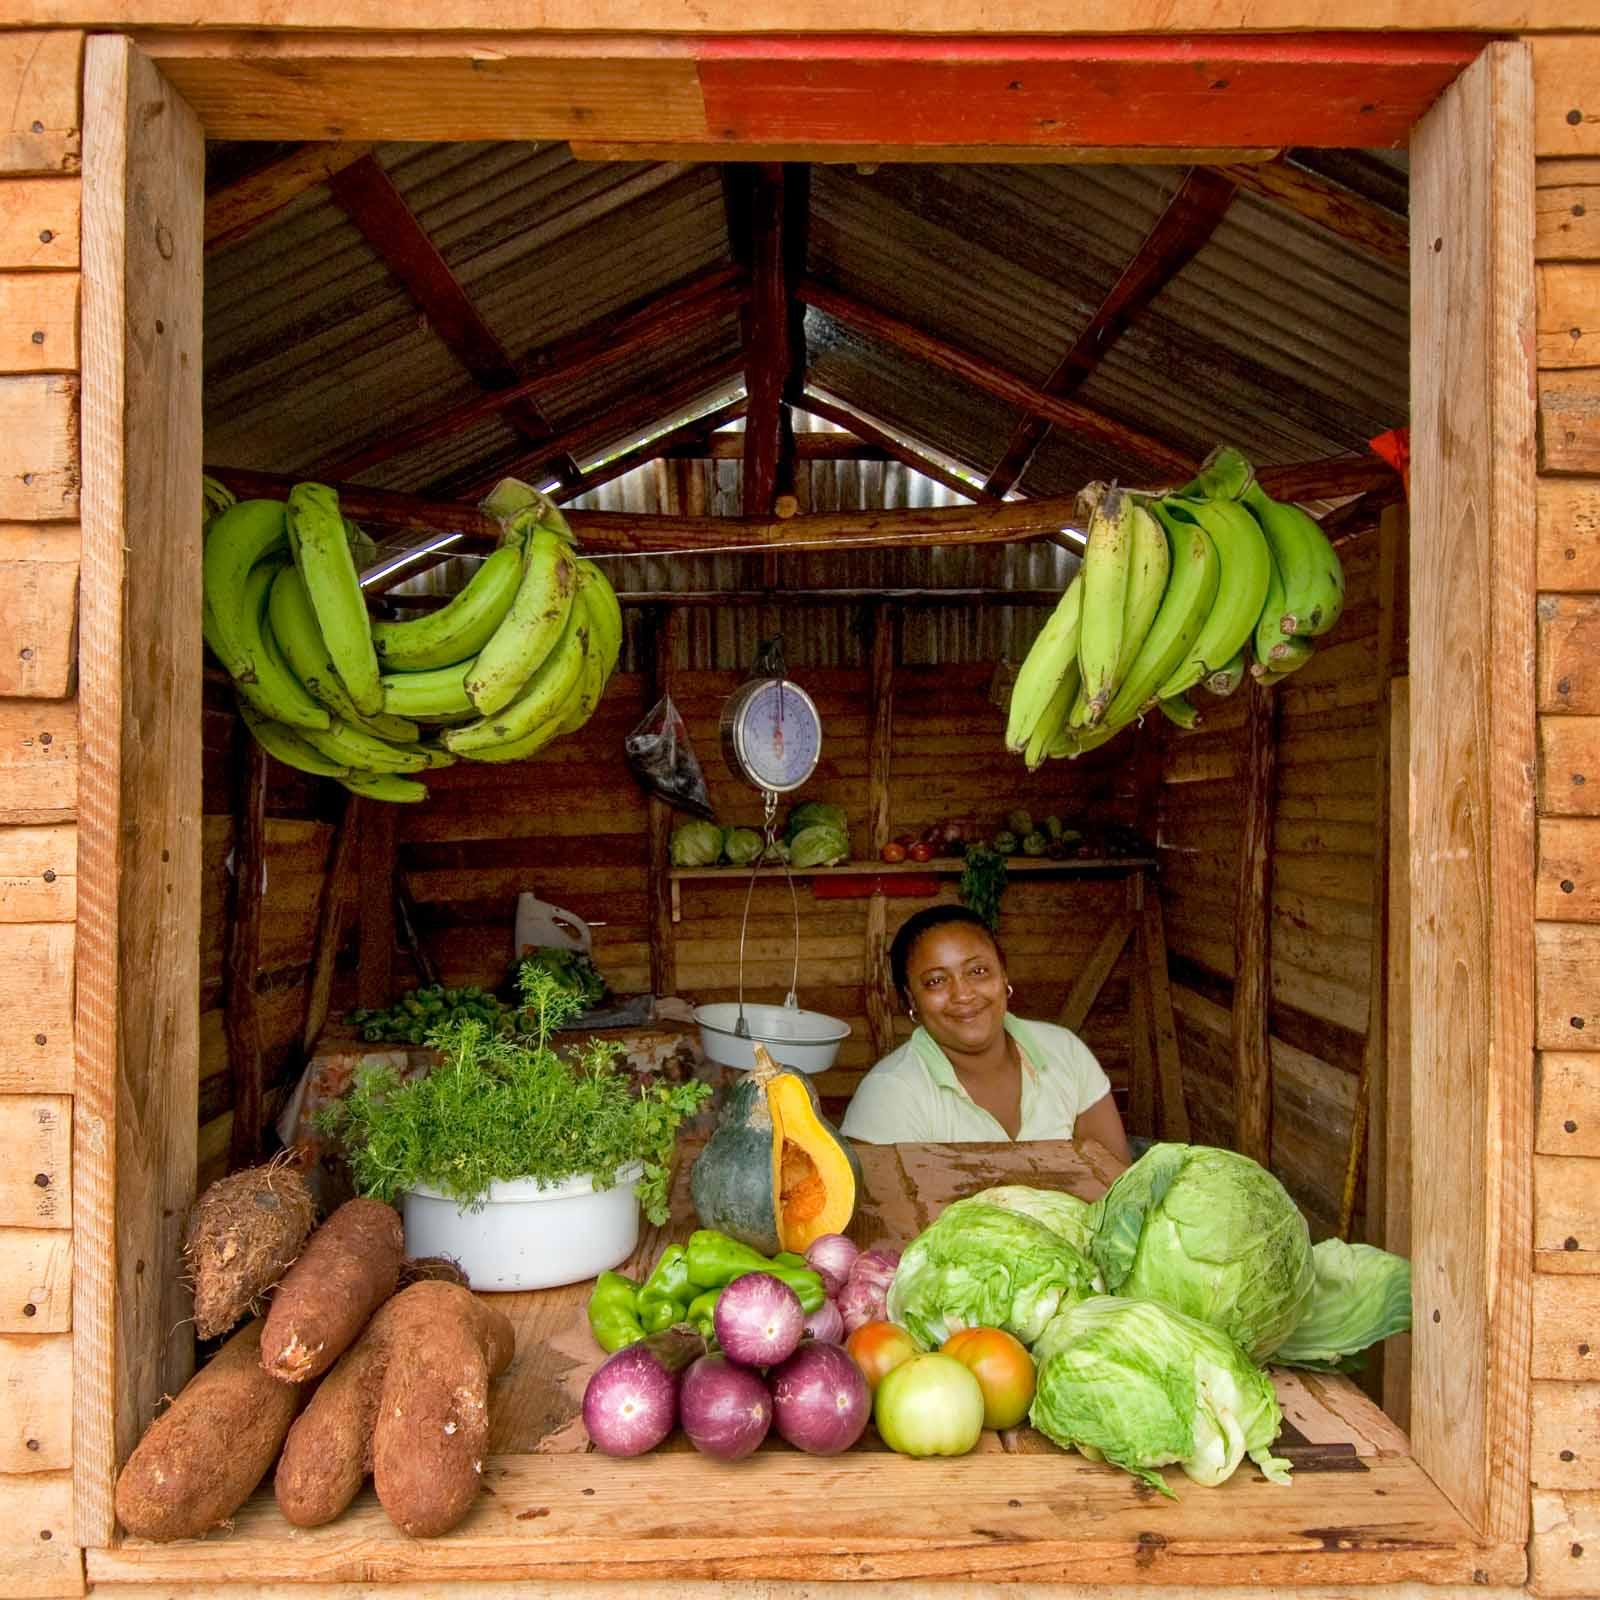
[{"left": 694, "top": 34, "right": 1480, "bottom": 151}]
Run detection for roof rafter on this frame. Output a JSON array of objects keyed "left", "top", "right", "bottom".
[
  {"left": 985, "top": 167, "right": 1240, "bottom": 497},
  {"left": 327, "top": 152, "right": 581, "bottom": 484},
  {"left": 798, "top": 276, "right": 1195, "bottom": 480},
  {"left": 1209, "top": 155, "right": 1410, "bottom": 265},
  {"left": 736, "top": 163, "right": 791, "bottom": 519},
  {"left": 204, "top": 141, "right": 376, "bottom": 254},
  {"left": 801, "top": 391, "right": 997, "bottom": 505},
  {"left": 552, "top": 397, "right": 749, "bottom": 505}
]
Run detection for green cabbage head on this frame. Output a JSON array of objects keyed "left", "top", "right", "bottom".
[
  {"left": 788, "top": 824, "right": 851, "bottom": 868},
  {"left": 967, "top": 1185, "right": 1097, "bottom": 1259},
  {"left": 1030, "top": 1295, "right": 1292, "bottom": 1497},
  {"left": 786, "top": 801, "right": 848, "bottom": 842},
  {"left": 669, "top": 820, "right": 724, "bottom": 867},
  {"left": 1272, "top": 1238, "right": 1412, "bottom": 1371},
  {"left": 721, "top": 827, "right": 764, "bottom": 866},
  {"left": 886, "top": 1198, "right": 1099, "bottom": 1349},
  {"left": 1090, "top": 1143, "right": 1315, "bottom": 1362}
]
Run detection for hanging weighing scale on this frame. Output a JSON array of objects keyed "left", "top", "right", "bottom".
[{"left": 693, "top": 652, "right": 850, "bottom": 1075}]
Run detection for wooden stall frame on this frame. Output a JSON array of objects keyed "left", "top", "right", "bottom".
[{"left": 66, "top": 23, "right": 1537, "bottom": 1585}]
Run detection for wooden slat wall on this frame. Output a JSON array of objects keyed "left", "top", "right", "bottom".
[
  {"left": 1153, "top": 532, "right": 1388, "bottom": 1239},
  {"left": 1530, "top": 131, "right": 1600, "bottom": 1600},
  {"left": 0, "top": 29, "right": 84, "bottom": 1600}
]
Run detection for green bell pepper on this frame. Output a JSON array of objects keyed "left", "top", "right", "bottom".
[
  {"left": 686, "top": 1286, "right": 721, "bottom": 1340},
  {"left": 586, "top": 1270, "right": 645, "bottom": 1353},
  {"left": 639, "top": 1297, "right": 684, "bottom": 1334},
  {"left": 636, "top": 1243, "right": 692, "bottom": 1334},
  {"left": 683, "top": 1230, "right": 826, "bottom": 1312}
]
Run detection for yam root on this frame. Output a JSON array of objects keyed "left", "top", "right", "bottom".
[
  {"left": 260, "top": 1197, "right": 403, "bottom": 1383},
  {"left": 398, "top": 1254, "right": 470, "bottom": 1289},
  {"left": 373, "top": 1281, "right": 516, "bottom": 1538},
  {"left": 115, "top": 1320, "right": 303, "bottom": 1542},
  {"left": 277, "top": 1280, "right": 512, "bottom": 1530},
  {"left": 183, "top": 1161, "right": 315, "bottom": 1340}
]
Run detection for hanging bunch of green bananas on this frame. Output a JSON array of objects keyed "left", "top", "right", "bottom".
[
  {"left": 201, "top": 475, "right": 624, "bottom": 803},
  {"left": 1005, "top": 446, "right": 1345, "bottom": 767}
]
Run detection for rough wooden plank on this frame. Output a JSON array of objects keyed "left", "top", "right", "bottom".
[
  {"left": 223, "top": 737, "right": 267, "bottom": 1169},
  {"left": 1531, "top": 1488, "right": 1600, "bottom": 1597},
  {"left": 1539, "top": 593, "right": 1600, "bottom": 712},
  {"left": 1140, "top": 895, "right": 1188, "bottom": 1142},
  {"left": 0, "top": 180, "right": 78, "bottom": 270},
  {"left": 0, "top": 1098, "right": 70, "bottom": 1228},
  {"left": 0, "top": 825, "right": 74, "bottom": 924},
  {"left": 1538, "top": 478, "right": 1600, "bottom": 591},
  {"left": 1537, "top": 263, "right": 1600, "bottom": 367},
  {"left": 0, "top": 1333, "right": 70, "bottom": 1471},
  {"left": 1531, "top": 1380, "right": 1600, "bottom": 1489},
  {"left": 1539, "top": 817, "right": 1600, "bottom": 919},
  {"left": 301, "top": 794, "right": 357, "bottom": 1052},
  {"left": 0, "top": 376, "right": 78, "bottom": 518},
  {"left": 1541, "top": 716, "right": 1600, "bottom": 816},
  {"left": 1409, "top": 42, "right": 1537, "bottom": 1547},
  {"left": 1536, "top": 1153, "right": 1600, "bottom": 1269},
  {"left": 1533, "top": 36, "right": 1600, "bottom": 159},
  {"left": 1217, "top": 153, "right": 1409, "bottom": 263},
  {"left": 1532, "top": 1274, "right": 1600, "bottom": 1380},
  {"left": 1537, "top": 921, "right": 1600, "bottom": 1047},
  {"left": 1382, "top": 673, "right": 1412, "bottom": 1428},
  {"left": 1537, "top": 182, "right": 1600, "bottom": 262},
  {"left": 736, "top": 164, "right": 787, "bottom": 518},
  {"left": 1058, "top": 913, "right": 1136, "bottom": 1033},
  {"left": 75, "top": 33, "right": 204, "bottom": 1548},
  {"left": 0, "top": 526, "right": 78, "bottom": 700},
  {"left": 1233, "top": 678, "right": 1276, "bottom": 1168},
  {"left": 863, "top": 603, "right": 897, "bottom": 1059},
  {"left": 204, "top": 140, "right": 374, "bottom": 253},
  {"left": 1541, "top": 372, "right": 1600, "bottom": 475},
  {"left": 1539, "top": 1051, "right": 1600, "bottom": 1157},
  {"left": 0, "top": 1470, "right": 81, "bottom": 1598},
  {"left": 0, "top": 273, "right": 78, "bottom": 375},
  {"left": 0, "top": 1232, "right": 69, "bottom": 1335},
  {"left": 0, "top": 923, "right": 73, "bottom": 1092},
  {"left": 0, "top": 32, "right": 81, "bottom": 176}
]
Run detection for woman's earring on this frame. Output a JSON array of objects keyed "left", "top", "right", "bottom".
[
  {"left": 1006, "top": 983, "right": 1014, "bottom": 998},
  {"left": 907, "top": 1007, "right": 917, "bottom": 1021}
]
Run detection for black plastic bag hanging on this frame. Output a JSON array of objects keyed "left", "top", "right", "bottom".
[{"left": 624, "top": 693, "right": 715, "bottom": 818}]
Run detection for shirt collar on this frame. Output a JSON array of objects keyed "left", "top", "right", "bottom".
[{"left": 910, "top": 1014, "right": 1042, "bottom": 1092}]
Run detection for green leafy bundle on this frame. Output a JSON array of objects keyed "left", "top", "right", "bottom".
[
  {"left": 320, "top": 967, "right": 710, "bottom": 1223},
  {"left": 514, "top": 946, "right": 608, "bottom": 1012},
  {"left": 958, "top": 843, "right": 1008, "bottom": 931}
]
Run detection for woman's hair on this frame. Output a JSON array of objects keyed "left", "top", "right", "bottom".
[{"left": 889, "top": 905, "right": 1005, "bottom": 1001}]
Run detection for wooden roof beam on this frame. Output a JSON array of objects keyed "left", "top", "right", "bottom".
[
  {"left": 985, "top": 167, "right": 1240, "bottom": 497},
  {"left": 204, "top": 142, "right": 376, "bottom": 254},
  {"left": 798, "top": 276, "right": 1195, "bottom": 480},
  {"left": 665, "top": 431, "right": 889, "bottom": 461},
  {"left": 552, "top": 397, "right": 749, "bottom": 505},
  {"left": 737, "top": 164, "right": 791, "bottom": 518},
  {"left": 1209, "top": 155, "right": 1410, "bottom": 265},
  {"left": 801, "top": 391, "right": 998, "bottom": 505},
  {"left": 314, "top": 262, "right": 746, "bottom": 481},
  {"left": 326, "top": 152, "right": 580, "bottom": 484}
]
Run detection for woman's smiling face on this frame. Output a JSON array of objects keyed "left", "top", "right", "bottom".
[{"left": 904, "top": 921, "right": 1009, "bottom": 1056}]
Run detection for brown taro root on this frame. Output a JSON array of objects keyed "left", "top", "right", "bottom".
[
  {"left": 183, "top": 1162, "right": 315, "bottom": 1340},
  {"left": 260, "top": 1197, "right": 404, "bottom": 1383},
  {"left": 372, "top": 1282, "right": 516, "bottom": 1538},
  {"left": 397, "top": 1254, "right": 470, "bottom": 1289},
  {"left": 277, "top": 1280, "right": 513, "bottom": 1530},
  {"left": 115, "top": 1320, "right": 303, "bottom": 1541}
]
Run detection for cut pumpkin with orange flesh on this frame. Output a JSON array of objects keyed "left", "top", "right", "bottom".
[{"left": 691, "top": 1044, "right": 862, "bottom": 1257}]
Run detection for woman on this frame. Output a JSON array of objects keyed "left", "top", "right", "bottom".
[{"left": 840, "top": 904, "right": 1132, "bottom": 1165}]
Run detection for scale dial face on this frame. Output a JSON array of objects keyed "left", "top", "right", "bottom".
[{"left": 725, "top": 678, "right": 823, "bottom": 795}]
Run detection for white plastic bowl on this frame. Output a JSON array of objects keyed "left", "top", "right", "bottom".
[
  {"left": 693, "top": 1001, "right": 851, "bottom": 1075},
  {"left": 401, "top": 1162, "right": 643, "bottom": 1292}
]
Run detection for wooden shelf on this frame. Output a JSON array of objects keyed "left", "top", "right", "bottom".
[
  {"left": 93, "top": 1143, "right": 1518, "bottom": 1592},
  {"left": 670, "top": 856, "right": 1156, "bottom": 881}
]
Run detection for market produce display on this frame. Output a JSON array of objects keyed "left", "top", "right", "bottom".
[
  {"left": 691, "top": 1045, "right": 862, "bottom": 1255},
  {"left": 670, "top": 800, "right": 854, "bottom": 869},
  {"left": 347, "top": 983, "right": 515, "bottom": 1045},
  {"left": 202, "top": 474, "right": 623, "bottom": 801},
  {"left": 1005, "top": 446, "right": 1347, "bottom": 765}
]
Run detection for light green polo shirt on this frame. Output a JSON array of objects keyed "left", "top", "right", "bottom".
[{"left": 838, "top": 1015, "right": 1112, "bottom": 1145}]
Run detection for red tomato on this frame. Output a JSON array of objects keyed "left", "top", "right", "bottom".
[
  {"left": 879, "top": 841, "right": 907, "bottom": 864},
  {"left": 940, "top": 1327, "right": 1037, "bottom": 1430},
  {"left": 907, "top": 841, "right": 934, "bottom": 863},
  {"left": 845, "top": 1321, "right": 917, "bottom": 1393}
]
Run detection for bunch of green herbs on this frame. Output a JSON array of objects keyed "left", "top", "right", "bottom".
[
  {"left": 320, "top": 966, "right": 709, "bottom": 1223},
  {"left": 959, "top": 843, "right": 1009, "bottom": 931}
]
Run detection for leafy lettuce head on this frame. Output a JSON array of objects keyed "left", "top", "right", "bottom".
[
  {"left": 886, "top": 1198, "right": 1099, "bottom": 1349},
  {"left": 1272, "top": 1238, "right": 1412, "bottom": 1371},
  {"left": 967, "top": 1185, "right": 1097, "bottom": 1259},
  {"left": 669, "top": 819, "right": 723, "bottom": 867},
  {"left": 1090, "top": 1143, "right": 1315, "bottom": 1362},
  {"left": 1029, "top": 1295, "right": 1292, "bottom": 1497}
]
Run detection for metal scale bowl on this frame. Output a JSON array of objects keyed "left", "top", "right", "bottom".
[{"left": 692, "top": 669, "right": 850, "bottom": 1076}]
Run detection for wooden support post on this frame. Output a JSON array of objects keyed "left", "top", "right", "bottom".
[
  {"left": 302, "top": 793, "right": 361, "bottom": 1054},
  {"left": 224, "top": 734, "right": 268, "bottom": 1171},
  {"left": 1233, "top": 676, "right": 1279, "bottom": 1167},
  {"left": 648, "top": 606, "right": 680, "bottom": 997},
  {"left": 1383, "top": 673, "right": 1413, "bottom": 1430},
  {"left": 864, "top": 604, "right": 899, "bottom": 1060},
  {"left": 742, "top": 164, "right": 788, "bottom": 518},
  {"left": 1058, "top": 914, "right": 1137, "bottom": 1032},
  {"left": 1346, "top": 500, "right": 1409, "bottom": 1241},
  {"left": 1141, "top": 891, "right": 1189, "bottom": 1141},
  {"left": 357, "top": 800, "right": 396, "bottom": 1009}
]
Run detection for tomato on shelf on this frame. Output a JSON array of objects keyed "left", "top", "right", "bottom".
[
  {"left": 940, "top": 1326, "right": 1036, "bottom": 1430},
  {"left": 907, "top": 841, "right": 934, "bottom": 863},
  {"left": 879, "top": 841, "right": 907, "bottom": 864},
  {"left": 845, "top": 1321, "right": 917, "bottom": 1392}
]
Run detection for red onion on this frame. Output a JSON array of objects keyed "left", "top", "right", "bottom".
[
  {"left": 803, "top": 1234, "right": 860, "bottom": 1298},
  {"left": 802, "top": 1298, "right": 845, "bottom": 1344},
  {"left": 769, "top": 1340, "right": 870, "bottom": 1455},
  {"left": 713, "top": 1272, "right": 804, "bottom": 1369},
  {"left": 581, "top": 1326, "right": 705, "bottom": 1457},
  {"left": 680, "top": 1354, "right": 772, "bottom": 1462},
  {"left": 839, "top": 1247, "right": 901, "bottom": 1335}
]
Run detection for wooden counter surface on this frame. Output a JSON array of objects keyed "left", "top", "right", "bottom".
[{"left": 92, "top": 1142, "right": 1523, "bottom": 1590}]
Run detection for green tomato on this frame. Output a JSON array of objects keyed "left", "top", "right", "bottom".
[{"left": 873, "top": 1353, "right": 986, "bottom": 1458}]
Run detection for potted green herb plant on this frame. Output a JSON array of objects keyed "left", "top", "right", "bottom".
[{"left": 321, "top": 967, "right": 710, "bottom": 1290}]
